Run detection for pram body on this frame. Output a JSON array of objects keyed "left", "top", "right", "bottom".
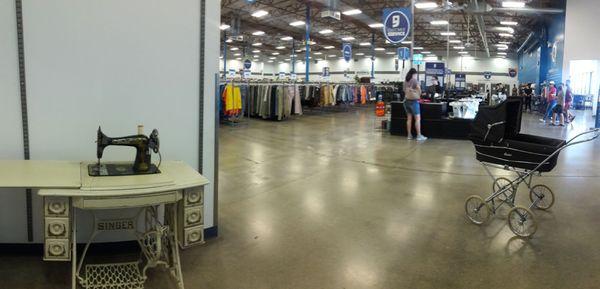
[{"left": 470, "top": 99, "right": 566, "bottom": 172}]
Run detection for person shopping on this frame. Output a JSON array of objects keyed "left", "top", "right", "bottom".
[
  {"left": 404, "top": 68, "right": 427, "bottom": 141},
  {"left": 551, "top": 84, "right": 565, "bottom": 126},
  {"left": 564, "top": 80, "right": 575, "bottom": 123},
  {"left": 540, "top": 81, "right": 557, "bottom": 123}
]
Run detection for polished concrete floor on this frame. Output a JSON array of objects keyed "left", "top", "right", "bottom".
[{"left": 2, "top": 108, "right": 600, "bottom": 289}]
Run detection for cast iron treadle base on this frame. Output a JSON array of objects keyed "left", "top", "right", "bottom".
[{"left": 82, "top": 262, "right": 146, "bottom": 289}]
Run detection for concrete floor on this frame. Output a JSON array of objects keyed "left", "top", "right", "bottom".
[{"left": 2, "top": 108, "right": 600, "bottom": 289}]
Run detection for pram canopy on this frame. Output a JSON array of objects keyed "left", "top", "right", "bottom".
[{"left": 470, "top": 99, "right": 566, "bottom": 172}]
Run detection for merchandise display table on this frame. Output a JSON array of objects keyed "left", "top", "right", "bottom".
[
  {"left": 390, "top": 101, "right": 474, "bottom": 139},
  {"left": 0, "top": 160, "right": 209, "bottom": 289}
]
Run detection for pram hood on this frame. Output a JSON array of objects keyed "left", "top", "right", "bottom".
[{"left": 470, "top": 99, "right": 523, "bottom": 143}]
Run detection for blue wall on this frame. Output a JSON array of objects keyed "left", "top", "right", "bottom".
[{"left": 518, "top": 1, "right": 565, "bottom": 92}]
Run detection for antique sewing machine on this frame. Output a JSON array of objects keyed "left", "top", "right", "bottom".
[{"left": 88, "top": 126, "right": 161, "bottom": 176}]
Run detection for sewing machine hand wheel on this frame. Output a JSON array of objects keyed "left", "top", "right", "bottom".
[{"left": 149, "top": 129, "right": 160, "bottom": 153}]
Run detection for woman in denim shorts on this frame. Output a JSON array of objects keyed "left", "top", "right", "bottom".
[{"left": 404, "top": 68, "right": 427, "bottom": 141}]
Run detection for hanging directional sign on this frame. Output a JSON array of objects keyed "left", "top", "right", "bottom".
[
  {"left": 382, "top": 8, "right": 412, "bottom": 44},
  {"left": 508, "top": 68, "right": 517, "bottom": 78},
  {"left": 397, "top": 47, "right": 410, "bottom": 60},
  {"left": 455, "top": 73, "right": 466, "bottom": 91},
  {"left": 279, "top": 72, "right": 286, "bottom": 79},
  {"left": 228, "top": 69, "right": 236, "bottom": 78},
  {"left": 483, "top": 71, "right": 492, "bottom": 80},
  {"left": 243, "top": 59, "right": 252, "bottom": 70},
  {"left": 342, "top": 43, "right": 352, "bottom": 62},
  {"left": 243, "top": 69, "right": 251, "bottom": 79},
  {"left": 290, "top": 73, "right": 297, "bottom": 80},
  {"left": 446, "top": 68, "right": 452, "bottom": 75},
  {"left": 322, "top": 67, "right": 330, "bottom": 77},
  {"left": 413, "top": 53, "right": 424, "bottom": 65}
]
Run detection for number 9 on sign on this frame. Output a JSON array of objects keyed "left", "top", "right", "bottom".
[{"left": 393, "top": 15, "right": 400, "bottom": 28}]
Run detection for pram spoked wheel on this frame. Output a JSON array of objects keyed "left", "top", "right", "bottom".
[
  {"left": 492, "top": 177, "right": 515, "bottom": 202},
  {"left": 465, "top": 195, "right": 492, "bottom": 224},
  {"left": 529, "top": 184, "right": 555, "bottom": 210},
  {"left": 507, "top": 206, "right": 537, "bottom": 237}
]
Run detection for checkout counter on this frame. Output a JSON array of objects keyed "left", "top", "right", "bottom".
[{"left": 390, "top": 98, "right": 481, "bottom": 139}]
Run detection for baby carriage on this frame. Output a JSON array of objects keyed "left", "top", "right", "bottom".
[{"left": 465, "top": 99, "right": 600, "bottom": 237}]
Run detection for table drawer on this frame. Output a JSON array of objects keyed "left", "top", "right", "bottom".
[{"left": 74, "top": 191, "right": 181, "bottom": 209}]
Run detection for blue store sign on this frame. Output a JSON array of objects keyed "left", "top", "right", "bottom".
[
  {"left": 413, "top": 53, "right": 424, "bottom": 65},
  {"left": 455, "top": 73, "right": 466, "bottom": 91},
  {"left": 483, "top": 71, "right": 492, "bottom": 80},
  {"left": 342, "top": 43, "right": 352, "bottom": 62},
  {"left": 382, "top": 8, "right": 412, "bottom": 44},
  {"left": 425, "top": 62, "right": 445, "bottom": 87},
  {"left": 243, "top": 59, "right": 252, "bottom": 70},
  {"left": 322, "top": 67, "right": 330, "bottom": 77},
  {"left": 397, "top": 47, "right": 410, "bottom": 60}
]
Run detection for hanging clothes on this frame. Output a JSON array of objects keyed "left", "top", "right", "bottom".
[{"left": 222, "top": 83, "right": 242, "bottom": 116}]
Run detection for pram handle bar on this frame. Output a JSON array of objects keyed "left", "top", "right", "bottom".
[{"left": 483, "top": 121, "right": 506, "bottom": 143}]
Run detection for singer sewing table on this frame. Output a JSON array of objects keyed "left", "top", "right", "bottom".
[{"left": 0, "top": 160, "right": 209, "bottom": 289}]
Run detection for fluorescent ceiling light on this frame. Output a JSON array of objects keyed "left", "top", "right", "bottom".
[
  {"left": 269, "top": 57, "right": 276, "bottom": 59},
  {"left": 324, "top": 46, "right": 335, "bottom": 49},
  {"left": 220, "top": 24, "right": 230, "bottom": 30},
  {"left": 285, "top": 58, "right": 291, "bottom": 61},
  {"left": 401, "top": 41, "right": 412, "bottom": 44},
  {"left": 290, "top": 54, "right": 297, "bottom": 57},
  {"left": 235, "top": 57, "right": 242, "bottom": 60},
  {"left": 499, "top": 33, "right": 514, "bottom": 37},
  {"left": 415, "top": 2, "right": 438, "bottom": 9},
  {"left": 497, "top": 52, "right": 507, "bottom": 55},
  {"left": 413, "top": 47, "right": 424, "bottom": 50},
  {"left": 230, "top": 47, "right": 239, "bottom": 51},
  {"left": 219, "top": 55, "right": 223, "bottom": 59},
  {"left": 281, "top": 36, "right": 293, "bottom": 41},
  {"left": 441, "top": 32, "right": 456, "bottom": 36},
  {"left": 342, "top": 36, "right": 355, "bottom": 41},
  {"left": 253, "top": 55, "right": 260, "bottom": 58},
  {"left": 430, "top": 20, "right": 449, "bottom": 25},
  {"left": 421, "top": 51, "right": 431, "bottom": 54},
  {"left": 494, "top": 43, "right": 508, "bottom": 47},
  {"left": 314, "top": 52, "right": 323, "bottom": 55},
  {"left": 342, "top": 9, "right": 362, "bottom": 15},
  {"left": 498, "top": 47, "right": 508, "bottom": 50},
  {"left": 307, "top": 40, "right": 317, "bottom": 45},
  {"left": 225, "top": 39, "right": 233, "bottom": 43},
  {"left": 328, "top": 54, "right": 337, "bottom": 57},
  {"left": 499, "top": 41, "right": 511, "bottom": 44},
  {"left": 289, "top": 21, "right": 305, "bottom": 26},
  {"left": 502, "top": 1, "right": 526, "bottom": 8},
  {"left": 449, "top": 40, "right": 461, "bottom": 43},
  {"left": 319, "top": 29, "right": 334, "bottom": 34},
  {"left": 453, "top": 46, "right": 465, "bottom": 49},
  {"left": 495, "top": 27, "right": 515, "bottom": 33},
  {"left": 252, "top": 43, "right": 262, "bottom": 46},
  {"left": 252, "top": 31, "right": 265, "bottom": 36},
  {"left": 359, "top": 42, "right": 371, "bottom": 46},
  {"left": 276, "top": 46, "right": 285, "bottom": 50},
  {"left": 368, "top": 23, "right": 384, "bottom": 28},
  {"left": 252, "top": 49, "right": 260, "bottom": 53},
  {"left": 251, "top": 10, "right": 269, "bottom": 18},
  {"left": 458, "top": 51, "right": 469, "bottom": 54},
  {"left": 500, "top": 21, "right": 518, "bottom": 26},
  {"left": 272, "top": 52, "right": 280, "bottom": 55},
  {"left": 356, "top": 52, "right": 365, "bottom": 55},
  {"left": 386, "top": 52, "right": 396, "bottom": 55},
  {"left": 375, "top": 47, "right": 385, "bottom": 51},
  {"left": 267, "top": 60, "right": 274, "bottom": 63},
  {"left": 233, "top": 53, "right": 241, "bottom": 56}
]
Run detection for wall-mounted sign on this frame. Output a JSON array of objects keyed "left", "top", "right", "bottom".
[
  {"left": 425, "top": 62, "right": 445, "bottom": 87},
  {"left": 227, "top": 69, "right": 236, "bottom": 78},
  {"left": 455, "top": 73, "right": 466, "bottom": 91},
  {"left": 397, "top": 47, "right": 410, "bottom": 60},
  {"left": 382, "top": 8, "right": 412, "bottom": 44},
  {"left": 243, "top": 69, "right": 251, "bottom": 79},
  {"left": 483, "top": 71, "right": 492, "bottom": 80},
  {"left": 508, "top": 68, "right": 517, "bottom": 78},
  {"left": 322, "top": 67, "right": 330, "bottom": 77},
  {"left": 243, "top": 59, "right": 252, "bottom": 70},
  {"left": 290, "top": 73, "right": 297, "bottom": 80},
  {"left": 342, "top": 43, "right": 352, "bottom": 62},
  {"left": 279, "top": 72, "right": 286, "bottom": 79},
  {"left": 413, "top": 53, "right": 424, "bottom": 65}
]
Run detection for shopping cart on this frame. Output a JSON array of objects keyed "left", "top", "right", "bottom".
[{"left": 464, "top": 99, "right": 600, "bottom": 237}]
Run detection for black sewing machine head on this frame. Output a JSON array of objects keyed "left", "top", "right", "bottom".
[{"left": 89, "top": 126, "right": 161, "bottom": 177}]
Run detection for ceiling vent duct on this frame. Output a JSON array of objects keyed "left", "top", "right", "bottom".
[{"left": 321, "top": 0, "right": 341, "bottom": 20}]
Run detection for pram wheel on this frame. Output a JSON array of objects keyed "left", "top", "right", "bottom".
[
  {"left": 493, "top": 177, "right": 514, "bottom": 202},
  {"left": 529, "top": 184, "right": 555, "bottom": 210},
  {"left": 507, "top": 206, "right": 537, "bottom": 238},
  {"left": 465, "top": 195, "right": 491, "bottom": 225}
]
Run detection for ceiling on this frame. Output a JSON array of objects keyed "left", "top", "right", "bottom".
[{"left": 220, "top": 0, "right": 564, "bottom": 63}]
